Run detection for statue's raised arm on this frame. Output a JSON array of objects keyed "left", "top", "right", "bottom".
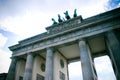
[{"left": 64, "top": 11, "right": 71, "bottom": 20}]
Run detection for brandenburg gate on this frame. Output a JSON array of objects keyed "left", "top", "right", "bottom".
[{"left": 6, "top": 8, "right": 120, "bottom": 80}]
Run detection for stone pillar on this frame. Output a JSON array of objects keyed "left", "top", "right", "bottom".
[
  {"left": 78, "top": 40, "right": 95, "bottom": 80},
  {"left": 45, "top": 47, "right": 54, "bottom": 80},
  {"left": 92, "top": 60, "right": 98, "bottom": 80},
  {"left": 91, "top": 56, "right": 98, "bottom": 80},
  {"left": 6, "top": 58, "right": 17, "bottom": 80},
  {"left": 67, "top": 62, "right": 69, "bottom": 80},
  {"left": 23, "top": 53, "right": 34, "bottom": 80},
  {"left": 106, "top": 31, "right": 120, "bottom": 79}
]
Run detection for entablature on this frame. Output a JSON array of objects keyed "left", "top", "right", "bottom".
[{"left": 9, "top": 8, "right": 120, "bottom": 56}]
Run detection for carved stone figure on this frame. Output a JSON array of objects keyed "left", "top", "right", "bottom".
[
  {"left": 64, "top": 11, "right": 71, "bottom": 20},
  {"left": 73, "top": 9, "right": 77, "bottom": 17},
  {"left": 51, "top": 18, "right": 57, "bottom": 24},
  {"left": 58, "top": 14, "right": 63, "bottom": 22},
  {"left": 80, "top": 15, "right": 83, "bottom": 21}
]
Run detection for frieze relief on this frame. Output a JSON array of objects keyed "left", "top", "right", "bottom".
[{"left": 47, "top": 17, "right": 81, "bottom": 34}]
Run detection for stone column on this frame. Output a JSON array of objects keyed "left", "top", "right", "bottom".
[
  {"left": 91, "top": 56, "right": 98, "bottom": 80},
  {"left": 6, "top": 58, "right": 17, "bottom": 80},
  {"left": 23, "top": 53, "right": 34, "bottom": 80},
  {"left": 67, "top": 62, "right": 69, "bottom": 80},
  {"left": 78, "top": 40, "right": 95, "bottom": 80},
  {"left": 45, "top": 47, "right": 54, "bottom": 80},
  {"left": 106, "top": 31, "right": 120, "bottom": 79},
  {"left": 92, "top": 60, "right": 98, "bottom": 80}
]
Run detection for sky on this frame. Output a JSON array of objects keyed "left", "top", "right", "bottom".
[{"left": 0, "top": 0, "right": 120, "bottom": 80}]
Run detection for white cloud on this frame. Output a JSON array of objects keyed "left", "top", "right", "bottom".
[
  {"left": 0, "top": 33, "right": 7, "bottom": 48},
  {"left": 0, "top": 49, "right": 11, "bottom": 73},
  {"left": 0, "top": 10, "right": 51, "bottom": 39},
  {"left": 77, "top": 0, "right": 108, "bottom": 18}
]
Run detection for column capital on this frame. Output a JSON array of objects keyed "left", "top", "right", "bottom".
[
  {"left": 27, "top": 52, "right": 33, "bottom": 55},
  {"left": 46, "top": 47, "right": 55, "bottom": 53},
  {"left": 78, "top": 38, "right": 86, "bottom": 42},
  {"left": 10, "top": 56, "right": 17, "bottom": 59},
  {"left": 105, "top": 30, "right": 114, "bottom": 34},
  {"left": 46, "top": 47, "right": 54, "bottom": 50},
  {"left": 10, "top": 56, "right": 19, "bottom": 62},
  {"left": 78, "top": 39, "right": 88, "bottom": 50},
  {"left": 26, "top": 52, "right": 36, "bottom": 58}
]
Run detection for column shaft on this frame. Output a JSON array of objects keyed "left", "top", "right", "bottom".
[
  {"left": 79, "top": 40, "right": 95, "bottom": 80},
  {"left": 45, "top": 47, "right": 54, "bottom": 80},
  {"left": 6, "top": 58, "right": 17, "bottom": 80},
  {"left": 106, "top": 31, "right": 120, "bottom": 79},
  {"left": 92, "top": 60, "right": 98, "bottom": 80},
  {"left": 23, "top": 53, "right": 34, "bottom": 80}
]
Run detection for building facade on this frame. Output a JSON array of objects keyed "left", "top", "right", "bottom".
[{"left": 7, "top": 8, "right": 120, "bottom": 80}]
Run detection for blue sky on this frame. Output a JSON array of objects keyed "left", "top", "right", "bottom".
[{"left": 0, "top": 0, "right": 120, "bottom": 80}]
